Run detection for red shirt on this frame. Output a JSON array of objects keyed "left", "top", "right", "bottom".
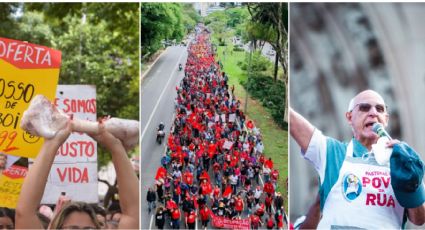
[
  {"left": 235, "top": 198, "right": 244, "bottom": 211},
  {"left": 199, "top": 207, "right": 210, "bottom": 221},
  {"left": 187, "top": 213, "right": 196, "bottom": 223},
  {"left": 171, "top": 209, "right": 181, "bottom": 220}
]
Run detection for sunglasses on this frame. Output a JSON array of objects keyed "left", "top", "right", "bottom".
[{"left": 352, "top": 103, "right": 387, "bottom": 113}]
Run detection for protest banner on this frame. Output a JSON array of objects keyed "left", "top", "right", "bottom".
[
  {"left": 0, "top": 37, "right": 61, "bottom": 159},
  {"left": 40, "top": 85, "right": 98, "bottom": 204},
  {"left": 211, "top": 213, "right": 250, "bottom": 229}
]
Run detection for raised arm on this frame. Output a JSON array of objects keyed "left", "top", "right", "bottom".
[
  {"left": 15, "top": 121, "right": 72, "bottom": 229},
  {"left": 90, "top": 121, "right": 139, "bottom": 229},
  {"left": 289, "top": 107, "right": 315, "bottom": 153}
]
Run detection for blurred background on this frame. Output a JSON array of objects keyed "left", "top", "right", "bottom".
[{"left": 290, "top": 2, "right": 425, "bottom": 228}]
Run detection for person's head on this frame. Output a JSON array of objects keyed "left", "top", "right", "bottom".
[
  {"left": 345, "top": 90, "right": 389, "bottom": 148},
  {"left": 91, "top": 205, "right": 106, "bottom": 229},
  {"left": 49, "top": 202, "right": 101, "bottom": 229},
  {"left": 0, "top": 208, "right": 14, "bottom": 230}
]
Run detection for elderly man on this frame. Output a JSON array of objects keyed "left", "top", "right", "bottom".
[{"left": 290, "top": 89, "right": 425, "bottom": 228}]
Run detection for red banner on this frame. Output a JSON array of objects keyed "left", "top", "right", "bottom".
[{"left": 211, "top": 213, "right": 250, "bottom": 229}]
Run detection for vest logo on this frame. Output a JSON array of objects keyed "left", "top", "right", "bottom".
[{"left": 342, "top": 173, "right": 362, "bottom": 201}]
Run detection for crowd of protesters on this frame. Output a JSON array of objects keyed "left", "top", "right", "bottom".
[{"left": 149, "top": 26, "right": 287, "bottom": 230}]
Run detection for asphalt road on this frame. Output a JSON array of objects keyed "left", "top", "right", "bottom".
[{"left": 140, "top": 45, "right": 187, "bottom": 229}]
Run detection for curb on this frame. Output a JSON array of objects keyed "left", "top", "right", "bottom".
[{"left": 141, "top": 48, "right": 167, "bottom": 82}]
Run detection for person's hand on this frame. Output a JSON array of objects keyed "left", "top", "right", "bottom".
[
  {"left": 44, "top": 118, "right": 72, "bottom": 148},
  {"left": 89, "top": 117, "right": 122, "bottom": 150},
  {"left": 385, "top": 139, "right": 401, "bottom": 148}
]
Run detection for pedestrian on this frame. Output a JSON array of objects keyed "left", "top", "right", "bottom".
[
  {"left": 147, "top": 187, "right": 156, "bottom": 213},
  {"left": 155, "top": 207, "right": 165, "bottom": 229},
  {"left": 199, "top": 205, "right": 211, "bottom": 229}
]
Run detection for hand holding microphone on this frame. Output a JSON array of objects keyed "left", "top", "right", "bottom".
[{"left": 371, "top": 123, "right": 396, "bottom": 165}]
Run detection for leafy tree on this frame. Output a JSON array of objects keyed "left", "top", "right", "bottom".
[
  {"left": 1, "top": 3, "right": 140, "bottom": 167},
  {"left": 247, "top": 3, "right": 288, "bottom": 122},
  {"left": 141, "top": 3, "right": 198, "bottom": 58}
]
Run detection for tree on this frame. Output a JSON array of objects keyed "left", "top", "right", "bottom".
[
  {"left": 247, "top": 3, "right": 288, "bottom": 123},
  {"left": 2, "top": 3, "right": 140, "bottom": 167},
  {"left": 141, "top": 3, "right": 199, "bottom": 59}
]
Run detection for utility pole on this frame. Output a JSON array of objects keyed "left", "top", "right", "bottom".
[{"left": 244, "top": 41, "right": 253, "bottom": 113}]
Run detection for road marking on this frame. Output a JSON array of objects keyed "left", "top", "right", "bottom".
[
  {"left": 141, "top": 49, "right": 186, "bottom": 143},
  {"left": 149, "top": 213, "right": 154, "bottom": 229}
]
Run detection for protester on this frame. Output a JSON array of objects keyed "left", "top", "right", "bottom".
[
  {"left": 146, "top": 187, "right": 157, "bottom": 213},
  {"left": 290, "top": 90, "right": 425, "bottom": 228},
  {"left": 0, "top": 207, "right": 14, "bottom": 229},
  {"left": 15, "top": 119, "right": 139, "bottom": 229},
  {"left": 155, "top": 206, "right": 165, "bottom": 229}
]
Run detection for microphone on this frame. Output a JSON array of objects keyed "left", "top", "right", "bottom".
[{"left": 372, "top": 123, "right": 392, "bottom": 140}]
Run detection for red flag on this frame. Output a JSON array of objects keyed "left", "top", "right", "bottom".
[
  {"left": 223, "top": 185, "right": 233, "bottom": 198},
  {"left": 155, "top": 167, "right": 167, "bottom": 180}
]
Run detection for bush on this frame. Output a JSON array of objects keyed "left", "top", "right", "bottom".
[
  {"left": 242, "top": 74, "right": 287, "bottom": 129},
  {"left": 233, "top": 46, "right": 244, "bottom": 52}
]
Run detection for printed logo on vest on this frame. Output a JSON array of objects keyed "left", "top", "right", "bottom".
[{"left": 342, "top": 173, "right": 362, "bottom": 201}]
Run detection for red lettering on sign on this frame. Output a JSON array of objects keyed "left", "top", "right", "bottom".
[
  {"left": 62, "top": 98, "right": 96, "bottom": 114},
  {"left": 58, "top": 141, "right": 95, "bottom": 158},
  {"left": 57, "top": 167, "right": 89, "bottom": 183}
]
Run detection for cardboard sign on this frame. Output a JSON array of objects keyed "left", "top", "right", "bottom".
[
  {"left": 229, "top": 113, "right": 236, "bottom": 123},
  {"left": 40, "top": 85, "right": 98, "bottom": 204},
  {"left": 221, "top": 114, "right": 226, "bottom": 122},
  {"left": 223, "top": 140, "right": 233, "bottom": 150},
  {"left": 0, "top": 164, "right": 27, "bottom": 208},
  {"left": 0, "top": 37, "right": 61, "bottom": 158}
]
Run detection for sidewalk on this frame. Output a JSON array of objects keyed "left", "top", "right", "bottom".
[{"left": 141, "top": 48, "right": 166, "bottom": 82}]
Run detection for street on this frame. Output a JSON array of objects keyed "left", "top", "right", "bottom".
[{"left": 140, "top": 45, "right": 187, "bottom": 229}]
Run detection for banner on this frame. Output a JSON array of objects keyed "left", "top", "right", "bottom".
[
  {"left": 211, "top": 213, "right": 250, "bottom": 229},
  {"left": 40, "top": 85, "right": 98, "bottom": 204},
  {"left": 0, "top": 37, "right": 61, "bottom": 158}
]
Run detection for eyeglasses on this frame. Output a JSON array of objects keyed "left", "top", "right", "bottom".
[{"left": 351, "top": 103, "right": 387, "bottom": 113}]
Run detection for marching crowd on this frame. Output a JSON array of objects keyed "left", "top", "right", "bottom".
[{"left": 148, "top": 27, "right": 287, "bottom": 230}]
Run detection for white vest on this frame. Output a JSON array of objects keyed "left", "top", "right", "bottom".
[{"left": 318, "top": 141, "right": 405, "bottom": 229}]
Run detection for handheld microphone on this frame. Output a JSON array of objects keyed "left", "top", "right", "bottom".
[{"left": 372, "top": 123, "right": 392, "bottom": 140}]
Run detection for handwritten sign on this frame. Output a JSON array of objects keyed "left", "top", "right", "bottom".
[
  {"left": 40, "top": 85, "right": 98, "bottom": 204},
  {"left": 0, "top": 163, "right": 27, "bottom": 208},
  {"left": 0, "top": 37, "right": 61, "bottom": 158},
  {"left": 223, "top": 140, "right": 233, "bottom": 150},
  {"left": 229, "top": 113, "right": 236, "bottom": 123}
]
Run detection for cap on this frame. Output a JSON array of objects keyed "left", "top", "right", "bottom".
[{"left": 390, "top": 142, "right": 425, "bottom": 208}]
